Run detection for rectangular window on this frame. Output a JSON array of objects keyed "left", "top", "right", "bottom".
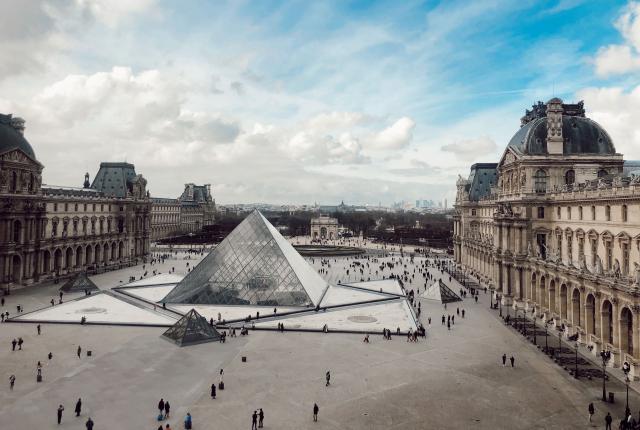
[
  {"left": 606, "top": 242, "right": 613, "bottom": 270},
  {"left": 623, "top": 243, "right": 630, "bottom": 275},
  {"left": 84, "top": 203, "right": 87, "bottom": 211},
  {"left": 578, "top": 237, "right": 584, "bottom": 259},
  {"left": 567, "top": 207, "right": 572, "bottom": 220},
  {"left": 64, "top": 203, "right": 68, "bottom": 211},
  {"left": 622, "top": 205, "right": 628, "bottom": 222},
  {"left": 557, "top": 207, "right": 561, "bottom": 219},
  {"left": 567, "top": 236, "right": 573, "bottom": 263},
  {"left": 93, "top": 203, "right": 96, "bottom": 211},
  {"left": 536, "top": 234, "right": 547, "bottom": 259},
  {"left": 591, "top": 239, "right": 597, "bottom": 268},
  {"left": 53, "top": 203, "right": 58, "bottom": 212},
  {"left": 579, "top": 206, "right": 583, "bottom": 220},
  {"left": 537, "top": 207, "right": 545, "bottom": 219},
  {"left": 591, "top": 206, "right": 596, "bottom": 220},
  {"left": 605, "top": 205, "right": 611, "bottom": 221}
]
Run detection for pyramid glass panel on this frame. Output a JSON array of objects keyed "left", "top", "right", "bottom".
[
  {"left": 161, "top": 210, "right": 329, "bottom": 306},
  {"left": 60, "top": 272, "right": 99, "bottom": 293}
]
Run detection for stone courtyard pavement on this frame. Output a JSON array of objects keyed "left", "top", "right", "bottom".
[{"left": 0, "top": 249, "right": 636, "bottom": 429}]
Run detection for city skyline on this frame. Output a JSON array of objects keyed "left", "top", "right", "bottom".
[{"left": 1, "top": 1, "right": 639, "bottom": 205}]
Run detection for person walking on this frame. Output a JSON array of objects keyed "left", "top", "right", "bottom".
[
  {"left": 588, "top": 402, "right": 594, "bottom": 423},
  {"left": 9, "top": 374, "right": 15, "bottom": 390},
  {"left": 75, "top": 398, "right": 82, "bottom": 416},
  {"left": 259, "top": 408, "right": 264, "bottom": 428},
  {"left": 158, "top": 398, "right": 165, "bottom": 419},
  {"left": 211, "top": 383, "right": 216, "bottom": 399},
  {"left": 18, "top": 337, "right": 23, "bottom": 350},
  {"left": 37, "top": 324, "right": 41, "bottom": 335},
  {"left": 164, "top": 400, "right": 170, "bottom": 418},
  {"left": 77, "top": 346, "right": 82, "bottom": 358},
  {"left": 502, "top": 354, "right": 507, "bottom": 366},
  {"left": 57, "top": 405, "right": 65, "bottom": 425},
  {"left": 184, "top": 412, "right": 192, "bottom": 429},
  {"left": 11, "top": 338, "right": 16, "bottom": 351},
  {"left": 313, "top": 403, "right": 319, "bottom": 422},
  {"left": 605, "top": 412, "right": 612, "bottom": 430},
  {"left": 252, "top": 410, "right": 258, "bottom": 430},
  {"left": 510, "top": 356, "right": 515, "bottom": 367},
  {"left": 85, "top": 417, "right": 94, "bottom": 430},
  {"left": 325, "top": 370, "right": 331, "bottom": 386}
]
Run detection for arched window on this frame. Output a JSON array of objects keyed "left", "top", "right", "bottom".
[
  {"left": 13, "top": 220, "right": 21, "bottom": 242},
  {"left": 565, "top": 169, "right": 575, "bottom": 185},
  {"left": 534, "top": 169, "right": 547, "bottom": 193}
]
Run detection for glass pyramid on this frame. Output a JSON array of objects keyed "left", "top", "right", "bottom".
[
  {"left": 161, "top": 308, "right": 221, "bottom": 347},
  {"left": 60, "top": 272, "right": 99, "bottom": 293},
  {"left": 423, "top": 280, "right": 462, "bottom": 304},
  {"left": 161, "top": 210, "right": 328, "bottom": 306}
]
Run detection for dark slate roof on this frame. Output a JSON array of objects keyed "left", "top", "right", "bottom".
[
  {"left": 0, "top": 114, "right": 36, "bottom": 160},
  {"left": 508, "top": 116, "right": 615, "bottom": 156},
  {"left": 42, "top": 185, "right": 102, "bottom": 197},
  {"left": 467, "top": 163, "right": 497, "bottom": 201},
  {"left": 90, "top": 162, "right": 138, "bottom": 198}
]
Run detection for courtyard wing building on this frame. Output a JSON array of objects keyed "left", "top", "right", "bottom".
[
  {"left": 0, "top": 114, "right": 151, "bottom": 290},
  {"left": 454, "top": 99, "right": 640, "bottom": 375}
]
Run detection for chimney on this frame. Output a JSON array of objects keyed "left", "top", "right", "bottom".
[
  {"left": 10, "top": 117, "right": 25, "bottom": 135},
  {"left": 546, "top": 98, "right": 563, "bottom": 155}
]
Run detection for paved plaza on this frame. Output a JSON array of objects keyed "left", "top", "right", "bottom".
[{"left": 0, "top": 248, "right": 637, "bottom": 429}]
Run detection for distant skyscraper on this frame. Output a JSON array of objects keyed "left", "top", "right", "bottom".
[{"left": 444, "top": 198, "right": 447, "bottom": 210}]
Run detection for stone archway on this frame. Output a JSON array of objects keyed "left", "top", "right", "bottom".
[
  {"left": 118, "top": 241, "right": 124, "bottom": 259},
  {"left": 85, "top": 245, "right": 93, "bottom": 266},
  {"left": 602, "top": 299, "right": 614, "bottom": 344},
  {"left": 103, "top": 243, "right": 109, "bottom": 264},
  {"left": 320, "top": 227, "right": 327, "bottom": 239},
  {"left": 539, "top": 276, "right": 547, "bottom": 309},
  {"left": 572, "top": 288, "right": 581, "bottom": 328},
  {"left": 531, "top": 273, "right": 537, "bottom": 302},
  {"left": 95, "top": 244, "right": 101, "bottom": 265},
  {"left": 75, "top": 246, "right": 83, "bottom": 267},
  {"left": 11, "top": 255, "right": 22, "bottom": 283},
  {"left": 586, "top": 294, "right": 596, "bottom": 335},
  {"left": 65, "top": 247, "right": 73, "bottom": 270},
  {"left": 549, "top": 279, "right": 556, "bottom": 314},
  {"left": 620, "top": 307, "right": 634, "bottom": 355},
  {"left": 54, "top": 249, "right": 63, "bottom": 274},
  {"left": 42, "top": 250, "right": 51, "bottom": 275}
]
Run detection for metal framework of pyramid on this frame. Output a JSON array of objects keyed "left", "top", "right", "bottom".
[
  {"left": 422, "top": 279, "right": 462, "bottom": 303},
  {"left": 59, "top": 272, "right": 99, "bottom": 293},
  {"left": 161, "top": 210, "right": 328, "bottom": 307},
  {"left": 161, "top": 308, "right": 221, "bottom": 346}
]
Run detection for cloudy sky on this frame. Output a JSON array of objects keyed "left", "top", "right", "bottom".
[{"left": 1, "top": 0, "right": 639, "bottom": 205}]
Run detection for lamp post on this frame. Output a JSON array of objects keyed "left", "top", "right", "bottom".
[
  {"left": 544, "top": 320, "right": 549, "bottom": 353},
  {"left": 499, "top": 296, "right": 503, "bottom": 317},
  {"left": 532, "top": 314, "right": 537, "bottom": 345},
  {"left": 574, "top": 341, "right": 579, "bottom": 379},
  {"left": 600, "top": 350, "right": 611, "bottom": 402},
  {"left": 523, "top": 309, "right": 527, "bottom": 338},
  {"left": 558, "top": 326, "right": 563, "bottom": 357},
  {"left": 623, "top": 361, "right": 631, "bottom": 416}
]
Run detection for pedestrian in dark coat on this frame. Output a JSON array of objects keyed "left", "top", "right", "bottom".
[
  {"left": 11, "top": 338, "right": 16, "bottom": 351},
  {"left": 75, "top": 398, "right": 82, "bottom": 416},
  {"left": 57, "top": 405, "right": 64, "bottom": 424},
  {"left": 158, "top": 398, "right": 165, "bottom": 418},
  {"left": 510, "top": 356, "right": 515, "bottom": 367},
  {"left": 259, "top": 408, "right": 264, "bottom": 428},
  {"left": 211, "top": 383, "right": 216, "bottom": 399},
  {"left": 77, "top": 346, "right": 82, "bottom": 358},
  {"left": 605, "top": 412, "right": 612, "bottom": 430},
  {"left": 252, "top": 410, "right": 258, "bottom": 430},
  {"left": 502, "top": 353, "right": 507, "bottom": 366},
  {"left": 164, "top": 400, "right": 170, "bottom": 418},
  {"left": 313, "top": 403, "right": 319, "bottom": 422},
  {"left": 85, "top": 417, "right": 94, "bottom": 429}
]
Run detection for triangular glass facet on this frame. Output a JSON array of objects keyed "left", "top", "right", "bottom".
[
  {"left": 161, "top": 210, "right": 328, "bottom": 306},
  {"left": 161, "top": 309, "right": 221, "bottom": 346}
]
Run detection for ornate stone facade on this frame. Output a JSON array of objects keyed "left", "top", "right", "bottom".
[
  {"left": 0, "top": 114, "right": 151, "bottom": 290},
  {"left": 454, "top": 99, "right": 640, "bottom": 376},
  {"left": 150, "top": 198, "right": 181, "bottom": 241}
]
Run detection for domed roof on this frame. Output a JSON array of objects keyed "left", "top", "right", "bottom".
[
  {"left": 0, "top": 114, "right": 36, "bottom": 160},
  {"left": 508, "top": 115, "right": 615, "bottom": 156}
]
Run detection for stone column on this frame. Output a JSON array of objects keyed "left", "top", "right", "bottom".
[
  {"left": 612, "top": 299, "right": 620, "bottom": 350},
  {"left": 633, "top": 307, "right": 639, "bottom": 359}
]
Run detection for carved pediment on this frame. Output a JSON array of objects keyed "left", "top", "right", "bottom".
[{"left": 0, "top": 149, "right": 40, "bottom": 167}]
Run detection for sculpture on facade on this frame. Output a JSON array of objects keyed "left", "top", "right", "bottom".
[
  {"left": 578, "top": 254, "right": 589, "bottom": 273},
  {"left": 613, "top": 259, "right": 621, "bottom": 279},
  {"left": 526, "top": 241, "right": 532, "bottom": 257},
  {"left": 634, "top": 262, "right": 640, "bottom": 287},
  {"left": 594, "top": 255, "right": 604, "bottom": 275}
]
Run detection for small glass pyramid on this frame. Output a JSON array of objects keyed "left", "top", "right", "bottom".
[
  {"left": 161, "top": 210, "right": 328, "bottom": 306},
  {"left": 60, "top": 272, "right": 99, "bottom": 292},
  {"left": 423, "top": 280, "right": 462, "bottom": 303},
  {"left": 161, "top": 308, "right": 221, "bottom": 346}
]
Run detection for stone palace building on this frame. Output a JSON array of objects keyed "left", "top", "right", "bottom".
[
  {"left": 454, "top": 98, "right": 640, "bottom": 375},
  {"left": 0, "top": 113, "right": 151, "bottom": 290},
  {"left": 150, "top": 183, "right": 216, "bottom": 241}
]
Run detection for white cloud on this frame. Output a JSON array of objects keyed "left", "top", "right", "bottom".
[
  {"left": 285, "top": 131, "right": 370, "bottom": 165},
  {"left": 369, "top": 117, "right": 415, "bottom": 150},
  {"left": 577, "top": 85, "right": 640, "bottom": 159},
  {"left": 75, "top": 0, "right": 157, "bottom": 27},
  {"left": 594, "top": 2, "right": 640, "bottom": 76},
  {"left": 440, "top": 136, "right": 497, "bottom": 161}
]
